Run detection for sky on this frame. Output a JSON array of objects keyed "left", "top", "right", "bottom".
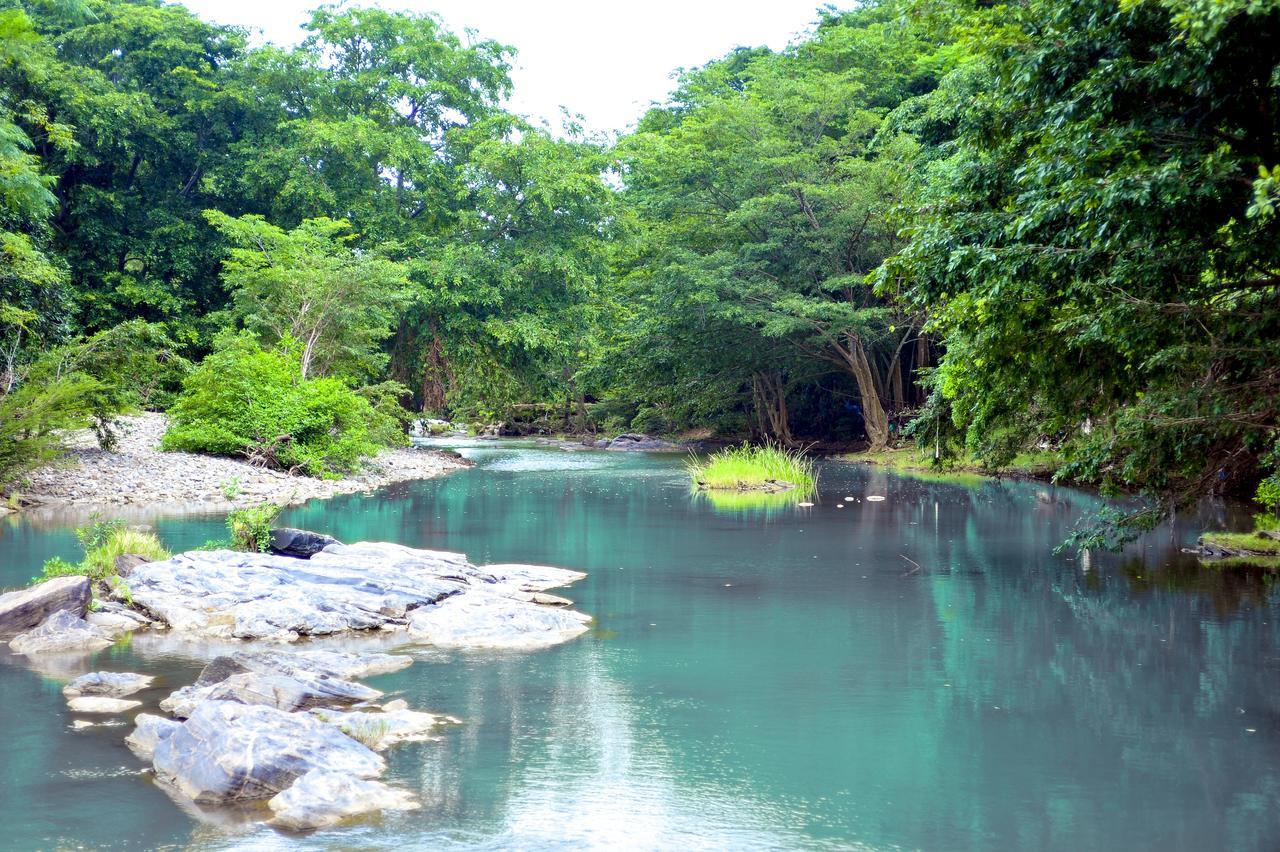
[{"left": 181, "top": 0, "right": 828, "bottom": 135}]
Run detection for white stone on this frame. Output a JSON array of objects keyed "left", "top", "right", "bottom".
[
  {"left": 67, "top": 696, "right": 142, "bottom": 714},
  {"left": 268, "top": 769, "right": 418, "bottom": 831}
]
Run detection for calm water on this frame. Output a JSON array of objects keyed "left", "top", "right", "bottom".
[{"left": 1, "top": 444, "right": 1278, "bottom": 850}]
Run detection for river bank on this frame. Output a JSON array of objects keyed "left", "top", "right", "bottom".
[{"left": 12, "top": 413, "right": 469, "bottom": 513}]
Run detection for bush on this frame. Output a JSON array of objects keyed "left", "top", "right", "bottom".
[
  {"left": 226, "top": 503, "right": 280, "bottom": 552},
  {"left": 36, "top": 519, "right": 170, "bottom": 605},
  {"left": 162, "top": 335, "right": 404, "bottom": 477}
]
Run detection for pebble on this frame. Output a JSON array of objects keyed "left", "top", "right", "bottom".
[{"left": 22, "top": 414, "right": 466, "bottom": 510}]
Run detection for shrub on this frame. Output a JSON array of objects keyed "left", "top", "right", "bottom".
[
  {"left": 36, "top": 520, "right": 170, "bottom": 603},
  {"left": 227, "top": 503, "right": 281, "bottom": 552},
  {"left": 162, "top": 335, "right": 404, "bottom": 477}
]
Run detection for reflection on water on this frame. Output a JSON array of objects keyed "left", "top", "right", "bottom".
[{"left": 1, "top": 447, "right": 1279, "bottom": 850}]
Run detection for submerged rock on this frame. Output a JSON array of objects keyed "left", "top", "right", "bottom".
[
  {"left": 9, "top": 609, "right": 112, "bottom": 655},
  {"left": 268, "top": 528, "right": 341, "bottom": 559},
  {"left": 125, "top": 713, "right": 182, "bottom": 760},
  {"left": 63, "top": 671, "right": 154, "bottom": 698},
  {"left": 268, "top": 769, "right": 418, "bottom": 831},
  {"left": 67, "top": 696, "right": 142, "bottom": 714},
  {"left": 152, "top": 700, "right": 385, "bottom": 803},
  {"left": 606, "top": 433, "right": 678, "bottom": 451},
  {"left": 125, "top": 541, "right": 589, "bottom": 647},
  {"left": 0, "top": 576, "right": 90, "bottom": 636}
]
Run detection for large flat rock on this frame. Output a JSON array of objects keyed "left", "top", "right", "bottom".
[
  {"left": 0, "top": 576, "right": 90, "bottom": 636},
  {"left": 9, "top": 609, "right": 112, "bottom": 655},
  {"left": 152, "top": 700, "right": 385, "bottom": 803},
  {"left": 126, "top": 541, "right": 590, "bottom": 647}
]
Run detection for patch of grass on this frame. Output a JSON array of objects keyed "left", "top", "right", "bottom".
[
  {"left": 1201, "top": 531, "right": 1280, "bottom": 556},
  {"left": 34, "top": 521, "right": 169, "bottom": 605},
  {"left": 842, "top": 446, "right": 1061, "bottom": 481},
  {"left": 687, "top": 442, "right": 817, "bottom": 493}
]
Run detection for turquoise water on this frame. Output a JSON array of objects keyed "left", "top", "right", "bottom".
[{"left": 1, "top": 444, "right": 1278, "bottom": 850}]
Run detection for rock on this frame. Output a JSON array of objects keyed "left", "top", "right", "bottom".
[
  {"left": 9, "top": 609, "right": 112, "bottom": 655},
  {"left": 529, "top": 592, "right": 573, "bottom": 607},
  {"left": 152, "top": 700, "right": 385, "bottom": 803},
  {"left": 606, "top": 433, "right": 678, "bottom": 452},
  {"left": 160, "top": 650, "right": 403, "bottom": 717},
  {"left": 407, "top": 590, "right": 592, "bottom": 650},
  {"left": 0, "top": 576, "right": 91, "bottom": 636},
  {"left": 125, "top": 713, "right": 182, "bottom": 760},
  {"left": 63, "top": 671, "right": 154, "bottom": 698},
  {"left": 85, "top": 610, "right": 146, "bottom": 637},
  {"left": 308, "top": 706, "right": 439, "bottom": 750},
  {"left": 126, "top": 542, "right": 588, "bottom": 646},
  {"left": 268, "top": 528, "right": 341, "bottom": 559},
  {"left": 268, "top": 769, "right": 418, "bottom": 831},
  {"left": 161, "top": 670, "right": 381, "bottom": 718},
  {"left": 114, "top": 554, "right": 151, "bottom": 577},
  {"left": 66, "top": 696, "right": 142, "bottom": 714}
]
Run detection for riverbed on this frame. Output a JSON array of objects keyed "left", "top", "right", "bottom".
[{"left": 1, "top": 442, "right": 1277, "bottom": 850}]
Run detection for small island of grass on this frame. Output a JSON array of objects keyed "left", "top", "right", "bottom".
[{"left": 687, "top": 443, "right": 817, "bottom": 496}]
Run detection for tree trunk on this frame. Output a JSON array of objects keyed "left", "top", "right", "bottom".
[
  {"left": 751, "top": 371, "right": 794, "bottom": 445},
  {"left": 846, "top": 335, "right": 890, "bottom": 450},
  {"left": 420, "top": 321, "right": 451, "bottom": 415}
]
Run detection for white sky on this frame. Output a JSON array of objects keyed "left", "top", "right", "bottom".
[{"left": 181, "top": 0, "right": 828, "bottom": 135}]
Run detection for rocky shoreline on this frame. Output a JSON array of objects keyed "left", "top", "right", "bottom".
[
  {"left": 13, "top": 413, "right": 469, "bottom": 512},
  {"left": 0, "top": 536, "right": 592, "bottom": 832}
]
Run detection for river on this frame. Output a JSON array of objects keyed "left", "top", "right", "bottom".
[{"left": 1, "top": 442, "right": 1277, "bottom": 850}]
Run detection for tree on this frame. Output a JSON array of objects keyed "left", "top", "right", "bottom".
[
  {"left": 204, "top": 212, "right": 409, "bottom": 380},
  {"left": 885, "top": 0, "right": 1280, "bottom": 534}
]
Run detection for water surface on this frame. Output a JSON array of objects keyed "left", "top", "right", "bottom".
[{"left": 1, "top": 445, "right": 1277, "bottom": 850}]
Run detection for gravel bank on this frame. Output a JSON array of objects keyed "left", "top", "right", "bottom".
[{"left": 19, "top": 413, "right": 468, "bottom": 510}]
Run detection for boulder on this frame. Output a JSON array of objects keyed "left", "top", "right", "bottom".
[
  {"left": 63, "top": 671, "right": 154, "bottom": 698},
  {"left": 85, "top": 610, "right": 147, "bottom": 637},
  {"left": 606, "top": 433, "right": 678, "bottom": 452},
  {"left": 114, "top": 554, "right": 151, "bottom": 577},
  {"left": 67, "top": 696, "right": 142, "bottom": 714},
  {"left": 9, "top": 609, "right": 112, "bottom": 655},
  {"left": 161, "top": 670, "right": 381, "bottom": 718},
  {"left": 152, "top": 700, "right": 385, "bottom": 803},
  {"left": 308, "top": 706, "right": 439, "bottom": 750},
  {"left": 268, "top": 769, "right": 418, "bottom": 831},
  {"left": 160, "top": 650, "right": 403, "bottom": 717},
  {"left": 125, "top": 542, "right": 588, "bottom": 646},
  {"left": 407, "top": 590, "right": 591, "bottom": 650},
  {"left": 268, "top": 528, "right": 341, "bottom": 559},
  {"left": 0, "top": 576, "right": 90, "bottom": 636},
  {"left": 126, "top": 713, "right": 182, "bottom": 761}
]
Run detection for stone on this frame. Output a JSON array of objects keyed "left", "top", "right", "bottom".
[
  {"left": 63, "top": 671, "right": 154, "bottom": 698},
  {"left": 9, "top": 609, "right": 112, "bottom": 655},
  {"left": 125, "top": 541, "right": 589, "bottom": 647},
  {"left": 268, "top": 528, "right": 341, "bottom": 559},
  {"left": 152, "top": 700, "right": 385, "bottom": 803},
  {"left": 407, "top": 590, "right": 592, "bottom": 650},
  {"left": 125, "top": 713, "right": 182, "bottom": 760},
  {"left": 0, "top": 576, "right": 91, "bottom": 636},
  {"left": 606, "top": 433, "right": 678, "bottom": 451},
  {"left": 308, "top": 707, "right": 439, "bottom": 750},
  {"left": 66, "top": 696, "right": 142, "bottom": 714},
  {"left": 160, "top": 650, "right": 403, "bottom": 718},
  {"left": 84, "top": 610, "right": 145, "bottom": 637},
  {"left": 268, "top": 769, "right": 418, "bottom": 831},
  {"left": 161, "top": 670, "right": 381, "bottom": 718},
  {"left": 114, "top": 554, "right": 151, "bottom": 577}
]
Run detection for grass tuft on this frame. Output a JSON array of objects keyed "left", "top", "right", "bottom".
[{"left": 687, "top": 442, "right": 817, "bottom": 493}]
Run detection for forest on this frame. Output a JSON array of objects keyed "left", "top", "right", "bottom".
[{"left": 1, "top": 0, "right": 1278, "bottom": 538}]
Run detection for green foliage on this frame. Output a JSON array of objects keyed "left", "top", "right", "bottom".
[
  {"left": 36, "top": 519, "right": 169, "bottom": 591},
  {"left": 226, "top": 503, "right": 281, "bottom": 552},
  {"left": 162, "top": 335, "right": 403, "bottom": 476},
  {"left": 687, "top": 442, "right": 818, "bottom": 493},
  {"left": 218, "top": 476, "right": 243, "bottom": 501}
]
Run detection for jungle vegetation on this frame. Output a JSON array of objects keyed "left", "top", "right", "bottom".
[{"left": 1, "top": 0, "right": 1277, "bottom": 537}]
